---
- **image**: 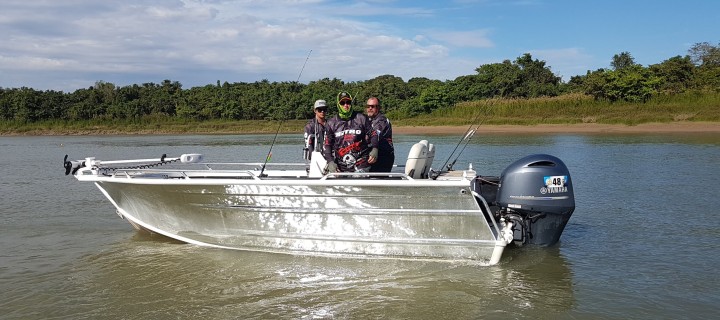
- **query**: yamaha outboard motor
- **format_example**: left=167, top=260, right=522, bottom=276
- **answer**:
left=496, top=154, right=575, bottom=246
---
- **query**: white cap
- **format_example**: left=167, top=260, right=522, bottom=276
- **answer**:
left=313, top=100, right=327, bottom=110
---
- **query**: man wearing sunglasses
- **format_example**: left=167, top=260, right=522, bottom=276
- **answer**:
left=303, top=99, right=329, bottom=161
left=322, top=92, right=378, bottom=173
left=365, top=96, right=394, bottom=172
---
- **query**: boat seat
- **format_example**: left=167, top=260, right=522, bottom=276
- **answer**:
left=405, top=140, right=434, bottom=178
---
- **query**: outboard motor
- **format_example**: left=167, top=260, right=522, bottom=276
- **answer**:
left=496, top=154, right=575, bottom=246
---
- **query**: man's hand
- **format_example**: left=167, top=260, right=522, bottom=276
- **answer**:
left=368, top=148, right=378, bottom=164
left=324, top=162, right=338, bottom=174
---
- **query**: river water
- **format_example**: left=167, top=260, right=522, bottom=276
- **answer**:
left=1, top=133, right=718, bottom=319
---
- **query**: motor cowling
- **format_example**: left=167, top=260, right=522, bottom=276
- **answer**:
left=496, top=154, right=575, bottom=246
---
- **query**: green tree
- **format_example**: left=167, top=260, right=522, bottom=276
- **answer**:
left=388, top=77, right=445, bottom=119
left=66, top=87, right=107, bottom=120
left=688, top=42, right=720, bottom=91
left=449, top=74, right=490, bottom=102
left=475, top=59, right=521, bottom=98
left=649, top=56, right=695, bottom=94
left=584, top=65, right=661, bottom=102
left=11, top=88, right=42, bottom=122
left=565, top=75, right=587, bottom=93
left=470, top=53, right=560, bottom=99
left=514, top=53, right=562, bottom=97
left=0, top=88, right=10, bottom=120
left=611, top=51, right=637, bottom=71
left=413, top=82, right=450, bottom=116
left=356, top=75, right=409, bottom=114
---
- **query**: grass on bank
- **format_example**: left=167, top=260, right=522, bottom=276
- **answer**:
left=2, top=92, right=719, bottom=135
left=397, top=92, right=720, bottom=127
left=0, top=117, right=310, bottom=135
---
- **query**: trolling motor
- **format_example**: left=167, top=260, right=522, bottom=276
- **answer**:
left=63, top=155, right=84, bottom=175
left=63, top=153, right=203, bottom=176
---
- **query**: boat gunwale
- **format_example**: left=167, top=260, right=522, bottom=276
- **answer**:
left=86, top=176, right=473, bottom=187
left=79, top=165, right=476, bottom=187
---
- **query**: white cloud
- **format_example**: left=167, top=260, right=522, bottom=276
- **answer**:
left=2, top=0, right=711, bottom=90
left=0, top=0, right=489, bottom=90
left=0, top=55, right=71, bottom=70
left=429, top=29, right=494, bottom=48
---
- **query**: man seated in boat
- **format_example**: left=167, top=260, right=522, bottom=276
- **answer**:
left=322, top=92, right=379, bottom=173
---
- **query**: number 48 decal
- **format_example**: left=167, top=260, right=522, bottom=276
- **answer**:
left=544, top=175, right=567, bottom=187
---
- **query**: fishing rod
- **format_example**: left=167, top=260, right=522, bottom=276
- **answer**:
left=296, top=49, right=312, bottom=83
left=445, top=123, right=482, bottom=171
left=438, top=110, right=484, bottom=172
left=259, top=49, right=312, bottom=177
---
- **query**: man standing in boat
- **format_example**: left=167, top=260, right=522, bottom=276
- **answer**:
left=365, top=96, right=394, bottom=172
left=303, top=99, right=328, bottom=161
left=322, top=92, right=379, bottom=173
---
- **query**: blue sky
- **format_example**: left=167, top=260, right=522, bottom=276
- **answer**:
left=1, top=0, right=718, bottom=91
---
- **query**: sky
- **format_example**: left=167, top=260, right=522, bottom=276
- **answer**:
left=1, top=0, right=718, bottom=92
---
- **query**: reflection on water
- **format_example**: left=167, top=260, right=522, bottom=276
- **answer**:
left=56, top=235, right=573, bottom=319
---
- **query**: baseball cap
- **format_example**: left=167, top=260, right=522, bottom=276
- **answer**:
left=313, top=99, right=327, bottom=110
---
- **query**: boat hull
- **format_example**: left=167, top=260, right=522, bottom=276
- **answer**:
left=95, top=181, right=506, bottom=265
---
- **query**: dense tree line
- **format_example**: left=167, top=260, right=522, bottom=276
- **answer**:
left=1, top=42, right=718, bottom=123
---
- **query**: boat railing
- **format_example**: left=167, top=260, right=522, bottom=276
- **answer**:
left=103, top=162, right=419, bottom=181
left=320, top=172, right=414, bottom=180
left=76, top=152, right=465, bottom=181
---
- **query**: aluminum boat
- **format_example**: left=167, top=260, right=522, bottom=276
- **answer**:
left=63, top=140, right=575, bottom=265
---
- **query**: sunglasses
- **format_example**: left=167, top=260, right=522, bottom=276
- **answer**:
left=339, top=100, right=351, bottom=106
left=315, top=108, right=328, bottom=113
left=366, top=104, right=379, bottom=109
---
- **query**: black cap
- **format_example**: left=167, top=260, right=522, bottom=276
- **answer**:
left=338, top=92, right=352, bottom=101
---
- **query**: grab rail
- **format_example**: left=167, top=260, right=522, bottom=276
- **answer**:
left=472, top=190, right=501, bottom=239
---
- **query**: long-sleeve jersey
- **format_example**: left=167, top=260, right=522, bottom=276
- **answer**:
left=323, top=112, right=378, bottom=172
left=369, top=113, right=394, bottom=156
left=368, top=112, right=395, bottom=172
left=303, top=118, right=326, bottom=160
